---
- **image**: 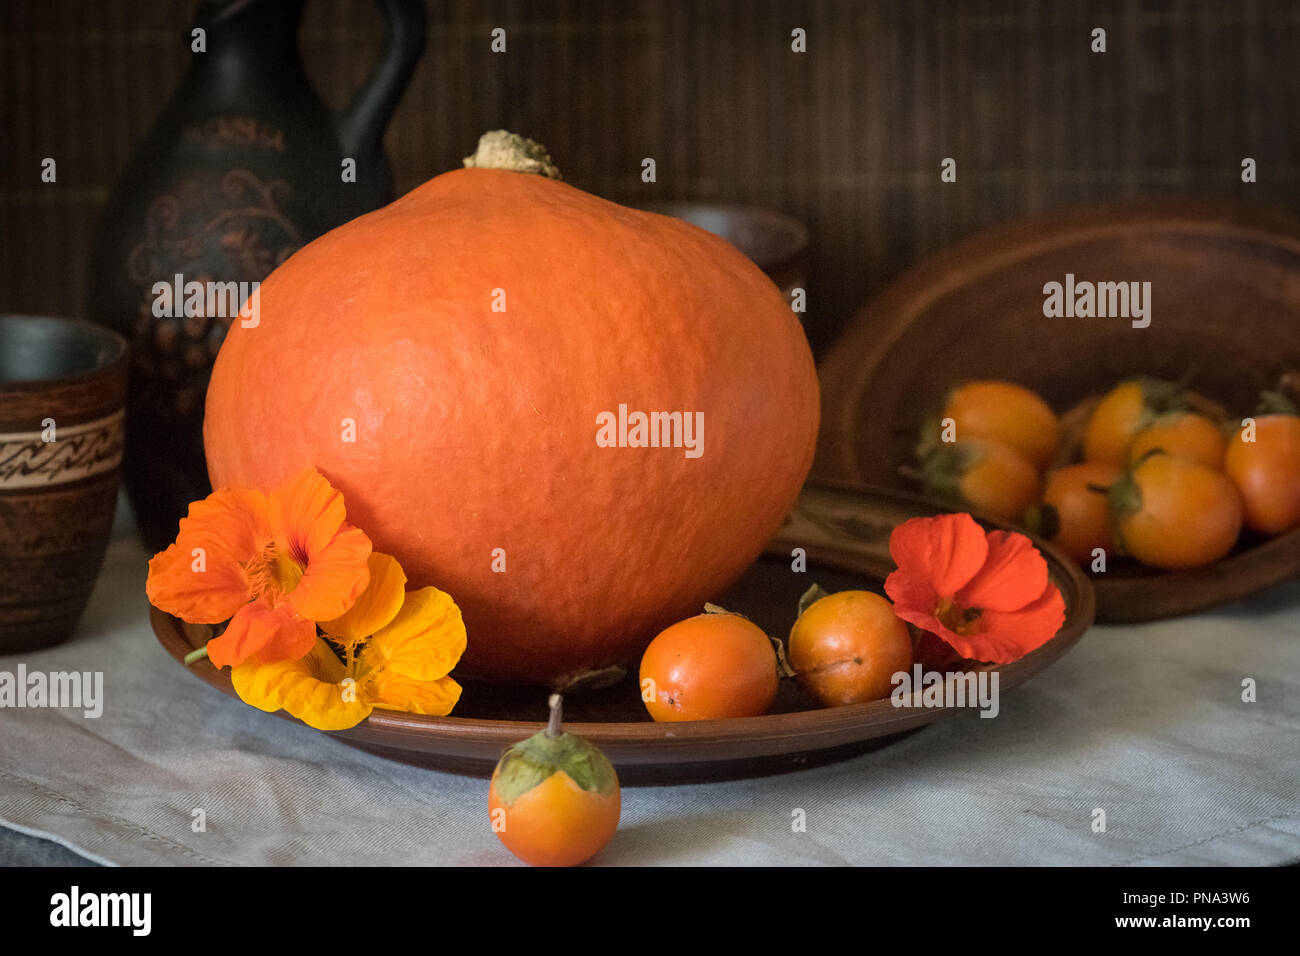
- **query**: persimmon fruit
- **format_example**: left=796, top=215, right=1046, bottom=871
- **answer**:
left=1030, top=462, right=1120, bottom=565
left=1082, top=378, right=1189, bottom=466
left=922, top=440, right=1042, bottom=523
left=787, top=589, right=912, bottom=707
left=639, top=609, right=779, bottom=721
left=1128, top=411, right=1227, bottom=470
left=1223, top=413, right=1300, bottom=535
left=1109, top=451, right=1243, bottom=569
left=488, top=694, right=620, bottom=867
left=937, top=380, right=1061, bottom=471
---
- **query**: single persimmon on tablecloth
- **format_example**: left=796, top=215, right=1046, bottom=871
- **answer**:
left=0, top=493, right=1297, bottom=867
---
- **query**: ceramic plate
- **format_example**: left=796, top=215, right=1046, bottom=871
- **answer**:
left=151, top=483, right=1096, bottom=784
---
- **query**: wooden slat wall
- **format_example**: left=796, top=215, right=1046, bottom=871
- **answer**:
left=2, top=0, right=1297, bottom=355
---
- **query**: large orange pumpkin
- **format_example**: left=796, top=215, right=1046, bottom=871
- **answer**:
left=204, top=132, right=819, bottom=685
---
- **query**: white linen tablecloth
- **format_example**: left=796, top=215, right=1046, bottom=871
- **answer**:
left=1, top=497, right=1297, bottom=866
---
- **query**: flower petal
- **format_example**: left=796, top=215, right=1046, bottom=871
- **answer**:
left=884, top=567, right=941, bottom=632
left=269, top=467, right=348, bottom=567
left=955, top=530, right=1050, bottom=612
left=146, top=541, right=249, bottom=624
left=361, top=586, right=467, bottom=681
left=946, top=580, right=1067, bottom=665
left=145, top=486, right=271, bottom=623
left=231, top=639, right=373, bottom=731
left=366, top=672, right=462, bottom=717
left=287, top=523, right=372, bottom=622
left=888, top=513, right=989, bottom=598
left=320, top=552, right=407, bottom=644
left=207, top=601, right=317, bottom=669
left=176, top=487, right=271, bottom=564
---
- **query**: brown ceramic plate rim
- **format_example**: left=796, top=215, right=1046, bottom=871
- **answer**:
left=149, top=484, right=1096, bottom=769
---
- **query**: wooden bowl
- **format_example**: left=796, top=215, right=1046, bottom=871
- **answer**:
left=150, top=484, right=1095, bottom=785
left=815, top=201, right=1300, bottom=622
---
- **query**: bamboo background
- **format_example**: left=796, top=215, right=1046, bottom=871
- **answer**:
left=2, top=0, right=1297, bottom=355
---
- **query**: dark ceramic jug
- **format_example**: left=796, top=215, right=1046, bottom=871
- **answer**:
left=88, top=0, right=425, bottom=552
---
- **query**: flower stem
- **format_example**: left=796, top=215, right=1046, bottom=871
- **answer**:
left=545, top=693, right=564, bottom=738
left=183, top=646, right=209, bottom=667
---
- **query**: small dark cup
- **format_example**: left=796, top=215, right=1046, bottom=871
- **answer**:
left=638, top=202, right=810, bottom=305
left=0, top=316, right=129, bottom=653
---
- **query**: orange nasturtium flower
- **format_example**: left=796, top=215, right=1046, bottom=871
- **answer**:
left=884, top=512, right=1065, bottom=665
left=229, top=553, right=466, bottom=730
left=145, top=467, right=372, bottom=669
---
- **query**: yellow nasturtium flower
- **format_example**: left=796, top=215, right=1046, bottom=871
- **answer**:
left=230, top=553, right=466, bottom=730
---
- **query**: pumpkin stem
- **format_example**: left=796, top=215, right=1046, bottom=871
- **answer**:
left=463, top=130, right=562, bottom=180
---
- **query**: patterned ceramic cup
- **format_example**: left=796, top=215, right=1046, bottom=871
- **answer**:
left=0, top=316, right=129, bottom=653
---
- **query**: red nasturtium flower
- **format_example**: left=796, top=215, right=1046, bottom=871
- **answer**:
left=884, top=513, right=1065, bottom=665
left=146, top=467, right=372, bottom=669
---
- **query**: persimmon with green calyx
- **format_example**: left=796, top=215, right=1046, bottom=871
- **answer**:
left=1082, top=377, right=1191, bottom=466
left=924, top=380, right=1060, bottom=471
left=1025, top=462, right=1120, bottom=566
left=788, top=586, right=912, bottom=707
left=488, top=694, right=620, bottom=867
left=1128, top=410, right=1227, bottom=470
left=1108, top=451, right=1243, bottom=569
left=1223, top=393, right=1300, bottom=535
left=639, top=605, right=782, bottom=722
left=919, top=440, right=1042, bottom=523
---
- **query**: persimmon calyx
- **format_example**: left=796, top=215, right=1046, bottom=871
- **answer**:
left=1023, top=502, right=1059, bottom=541
left=1258, top=389, right=1300, bottom=417
left=797, top=583, right=831, bottom=617
left=1277, top=370, right=1300, bottom=406
left=1137, top=375, right=1186, bottom=414
left=551, top=664, right=626, bottom=694
left=1106, top=469, right=1144, bottom=556
left=492, top=698, right=618, bottom=805
left=463, top=130, right=562, bottom=180
left=770, top=633, right=796, bottom=679
left=917, top=442, right=974, bottom=499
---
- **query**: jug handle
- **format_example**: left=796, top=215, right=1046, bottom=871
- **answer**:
left=336, top=0, right=426, bottom=160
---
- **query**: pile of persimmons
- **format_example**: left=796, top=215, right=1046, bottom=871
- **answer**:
left=913, top=375, right=1300, bottom=570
